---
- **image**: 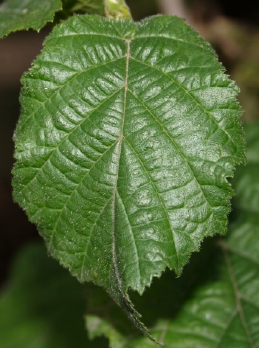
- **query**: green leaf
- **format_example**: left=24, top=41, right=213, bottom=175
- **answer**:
left=87, top=227, right=259, bottom=347
left=86, top=125, right=259, bottom=346
left=12, top=14, right=245, bottom=336
left=232, top=123, right=259, bottom=214
left=0, top=0, right=62, bottom=38
left=59, top=0, right=104, bottom=19
left=0, top=243, right=108, bottom=348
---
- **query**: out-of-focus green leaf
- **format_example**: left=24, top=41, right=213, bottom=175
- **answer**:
left=57, top=0, right=104, bottom=20
left=0, top=243, right=108, bottom=348
left=12, top=14, right=245, bottom=337
left=0, top=0, right=62, bottom=38
left=86, top=124, right=259, bottom=347
left=232, top=123, right=259, bottom=214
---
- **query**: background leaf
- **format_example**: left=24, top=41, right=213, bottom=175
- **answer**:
left=57, top=0, right=104, bottom=21
left=12, top=14, right=245, bottom=334
left=232, top=123, right=259, bottom=214
left=0, top=0, right=62, bottom=39
left=86, top=123, right=259, bottom=347
left=0, top=243, right=108, bottom=348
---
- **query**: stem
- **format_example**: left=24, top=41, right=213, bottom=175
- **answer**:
left=104, top=0, right=132, bottom=19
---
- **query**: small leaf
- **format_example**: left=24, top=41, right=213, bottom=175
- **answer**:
left=86, top=125, right=259, bottom=346
left=0, top=243, right=108, bottom=348
left=12, top=15, right=245, bottom=336
left=0, top=0, right=62, bottom=38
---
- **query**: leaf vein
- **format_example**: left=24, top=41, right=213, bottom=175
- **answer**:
left=19, top=88, right=122, bottom=191
left=116, top=191, right=142, bottom=285
left=20, top=56, right=124, bottom=130
left=127, top=90, right=214, bottom=227
left=80, top=196, right=113, bottom=281
left=48, top=141, right=119, bottom=249
left=123, top=138, right=179, bottom=267
left=130, top=56, right=239, bottom=153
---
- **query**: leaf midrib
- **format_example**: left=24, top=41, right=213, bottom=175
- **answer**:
left=111, top=38, right=131, bottom=293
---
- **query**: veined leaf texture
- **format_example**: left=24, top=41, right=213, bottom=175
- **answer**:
left=12, top=15, right=245, bottom=334
left=86, top=124, right=259, bottom=347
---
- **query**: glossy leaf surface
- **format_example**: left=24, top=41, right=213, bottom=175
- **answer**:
left=86, top=124, right=259, bottom=347
left=87, top=226, right=259, bottom=347
left=0, top=0, right=61, bottom=38
left=12, top=15, right=245, bottom=334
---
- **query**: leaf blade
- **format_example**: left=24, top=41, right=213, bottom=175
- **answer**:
left=86, top=124, right=259, bottom=347
left=0, top=0, right=62, bottom=38
left=12, top=15, right=246, bottom=335
left=86, top=218, right=259, bottom=347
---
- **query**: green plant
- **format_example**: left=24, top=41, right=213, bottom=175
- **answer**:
left=1, top=0, right=258, bottom=347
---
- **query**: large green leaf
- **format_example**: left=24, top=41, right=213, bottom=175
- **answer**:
left=0, top=243, right=108, bottom=348
left=86, top=124, right=259, bottom=347
left=87, top=225, right=259, bottom=347
left=0, top=0, right=62, bottom=38
left=12, top=15, right=245, bottom=335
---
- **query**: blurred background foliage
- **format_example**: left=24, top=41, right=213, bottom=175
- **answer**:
left=0, top=0, right=259, bottom=345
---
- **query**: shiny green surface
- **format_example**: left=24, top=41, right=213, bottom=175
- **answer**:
left=0, top=0, right=61, bottom=38
left=87, top=222, right=259, bottom=347
left=12, top=15, right=245, bottom=334
left=86, top=124, right=259, bottom=347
